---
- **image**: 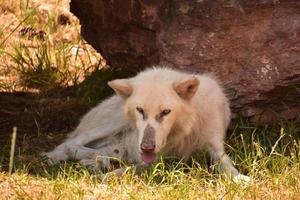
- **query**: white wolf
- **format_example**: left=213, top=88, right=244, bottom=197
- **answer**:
left=43, top=67, right=249, bottom=181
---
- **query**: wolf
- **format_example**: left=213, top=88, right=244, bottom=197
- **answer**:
left=43, top=67, right=249, bottom=181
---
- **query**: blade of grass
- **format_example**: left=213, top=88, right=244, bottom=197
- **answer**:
left=0, top=14, right=31, bottom=46
left=269, top=128, right=286, bottom=156
left=9, top=127, right=17, bottom=175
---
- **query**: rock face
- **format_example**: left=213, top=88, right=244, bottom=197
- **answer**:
left=70, top=0, right=300, bottom=122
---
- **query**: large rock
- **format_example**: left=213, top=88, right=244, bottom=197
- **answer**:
left=70, top=0, right=300, bottom=122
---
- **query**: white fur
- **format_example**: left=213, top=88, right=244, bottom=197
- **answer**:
left=43, top=67, right=248, bottom=178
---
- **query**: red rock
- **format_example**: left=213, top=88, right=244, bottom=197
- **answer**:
left=70, top=0, right=300, bottom=122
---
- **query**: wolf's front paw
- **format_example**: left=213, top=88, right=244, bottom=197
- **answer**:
left=40, top=150, right=68, bottom=165
left=233, top=174, right=252, bottom=184
left=101, top=167, right=128, bottom=182
left=79, top=158, right=96, bottom=166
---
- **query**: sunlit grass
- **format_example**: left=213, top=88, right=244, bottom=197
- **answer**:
left=0, top=0, right=104, bottom=91
left=0, top=120, right=299, bottom=199
left=0, top=1, right=299, bottom=199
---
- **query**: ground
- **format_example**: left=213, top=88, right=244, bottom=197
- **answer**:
left=0, top=1, right=299, bottom=199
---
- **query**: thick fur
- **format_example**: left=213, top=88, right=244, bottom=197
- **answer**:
left=43, top=67, right=248, bottom=179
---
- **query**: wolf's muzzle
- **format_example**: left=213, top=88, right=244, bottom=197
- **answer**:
left=141, top=124, right=156, bottom=153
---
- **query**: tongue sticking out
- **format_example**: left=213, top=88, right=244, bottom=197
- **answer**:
left=141, top=152, right=156, bottom=164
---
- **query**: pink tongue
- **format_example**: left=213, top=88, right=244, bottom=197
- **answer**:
left=141, top=152, right=156, bottom=164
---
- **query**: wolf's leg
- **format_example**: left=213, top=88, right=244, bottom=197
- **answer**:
left=41, top=133, right=102, bottom=165
left=42, top=124, right=130, bottom=164
left=43, top=135, right=125, bottom=164
left=43, top=143, right=118, bottom=166
left=41, top=143, right=69, bottom=164
left=206, top=143, right=238, bottom=176
left=79, top=155, right=121, bottom=170
left=79, top=157, right=112, bottom=169
left=207, top=145, right=239, bottom=176
left=41, top=142, right=99, bottom=164
left=100, top=167, right=128, bottom=182
left=77, top=139, right=125, bottom=169
left=101, top=163, right=149, bottom=182
left=42, top=96, right=128, bottom=164
left=207, top=144, right=251, bottom=182
left=44, top=137, right=125, bottom=170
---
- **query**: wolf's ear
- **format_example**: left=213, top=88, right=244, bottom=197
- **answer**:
left=108, top=79, right=133, bottom=98
left=173, top=76, right=199, bottom=100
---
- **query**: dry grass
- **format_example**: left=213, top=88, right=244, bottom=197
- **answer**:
left=0, top=1, right=299, bottom=200
left=0, top=0, right=105, bottom=92
left=0, top=120, right=299, bottom=200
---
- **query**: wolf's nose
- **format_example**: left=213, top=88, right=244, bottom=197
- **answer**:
left=140, top=143, right=155, bottom=153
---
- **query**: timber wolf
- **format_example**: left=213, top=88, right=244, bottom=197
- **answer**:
left=43, top=67, right=249, bottom=181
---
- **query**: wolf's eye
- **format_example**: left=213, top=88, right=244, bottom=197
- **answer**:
left=136, top=107, right=144, bottom=115
left=161, top=109, right=171, bottom=116
left=136, top=107, right=147, bottom=120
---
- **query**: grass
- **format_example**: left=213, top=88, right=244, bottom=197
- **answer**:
left=0, top=1, right=299, bottom=199
left=0, top=119, right=299, bottom=199
left=0, top=0, right=104, bottom=92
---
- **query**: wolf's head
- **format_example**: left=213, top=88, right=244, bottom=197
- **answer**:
left=108, top=69, right=199, bottom=164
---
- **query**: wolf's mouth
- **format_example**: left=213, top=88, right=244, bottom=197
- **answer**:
left=141, top=152, right=156, bottom=164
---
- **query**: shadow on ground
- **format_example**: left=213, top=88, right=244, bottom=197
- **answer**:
left=0, top=90, right=88, bottom=160
left=0, top=68, right=134, bottom=171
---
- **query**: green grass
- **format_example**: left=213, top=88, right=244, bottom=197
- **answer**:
left=0, top=119, right=299, bottom=199
left=0, top=0, right=104, bottom=91
left=0, top=1, right=299, bottom=199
